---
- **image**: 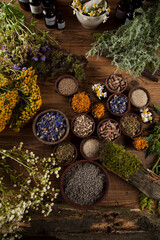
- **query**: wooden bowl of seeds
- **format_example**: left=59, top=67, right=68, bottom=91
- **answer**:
left=53, top=141, right=78, bottom=166
left=32, top=109, right=70, bottom=145
left=55, top=74, right=78, bottom=97
left=128, top=86, right=150, bottom=109
left=80, top=136, right=103, bottom=161
left=105, top=74, right=127, bottom=93
left=71, top=113, right=95, bottom=138
left=106, top=93, right=130, bottom=117
left=97, top=118, right=121, bottom=141
left=120, top=113, right=143, bottom=138
left=60, top=160, right=110, bottom=209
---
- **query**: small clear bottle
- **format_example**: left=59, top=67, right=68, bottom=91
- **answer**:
left=57, top=11, right=65, bottom=30
left=18, top=0, right=30, bottom=11
left=42, top=0, right=57, bottom=28
left=29, top=0, right=43, bottom=18
left=115, top=0, right=129, bottom=23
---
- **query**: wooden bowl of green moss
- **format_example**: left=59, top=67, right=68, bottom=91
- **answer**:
left=53, top=141, right=78, bottom=166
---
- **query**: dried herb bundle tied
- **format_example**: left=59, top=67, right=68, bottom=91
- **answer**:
left=87, top=1, right=160, bottom=78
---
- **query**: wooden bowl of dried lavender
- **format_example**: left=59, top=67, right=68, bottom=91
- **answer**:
left=32, top=109, right=70, bottom=145
left=55, top=74, right=78, bottom=97
left=60, top=160, right=110, bottom=209
left=97, top=118, right=121, bottom=141
left=80, top=136, right=103, bottom=161
left=53, top=141, right=78, bottom=166
left=120, top=113, right=143, bottom=138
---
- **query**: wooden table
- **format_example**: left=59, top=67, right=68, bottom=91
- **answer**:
left=1, top=1, right=160, bottom=239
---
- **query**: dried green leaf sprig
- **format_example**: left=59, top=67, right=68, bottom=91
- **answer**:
left=0, top=142, right=61, bottom=240
left=86, top=1, right=160, bottom=78
left=100, top=141, right=142, bottom=180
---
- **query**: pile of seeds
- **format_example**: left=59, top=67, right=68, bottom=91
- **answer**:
left=58, top=78, right=77, bottom=96
left=82, top=138, right=100, bottom=158
left=107, top=74, right=126, bottom=92
left=71, top=92, right=91, bottom=113
left=54, top=142, right=75, bottom=164
left=130, top=89, right=148, bottom=108
left=36, top=112, right=67, bottom=142
left=73, top=114, right=94, bottom=137
left=64, top=162, right=105, bottom=205
left=98, top=120, right=120, bottom=141
left=109, top=94, right=128, bottom=114
left=121, top=114, right=141, bottom=137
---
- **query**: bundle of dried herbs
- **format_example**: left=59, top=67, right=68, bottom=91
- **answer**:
left=87, top=0, right=160, bottom=78
left=0, top=0, right=87, bottom=81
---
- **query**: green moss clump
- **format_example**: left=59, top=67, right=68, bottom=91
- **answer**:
left=100, top=141, right=142, bottom=180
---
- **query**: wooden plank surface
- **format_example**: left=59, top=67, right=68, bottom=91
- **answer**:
left=1, top=1, right=160, bottom=209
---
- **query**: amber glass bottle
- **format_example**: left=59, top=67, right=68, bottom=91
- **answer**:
left=18, top=0, right=30, bottom=11
left=42, top=0, right=57, bottom=28
left=29, top=0, right=43, bottom=18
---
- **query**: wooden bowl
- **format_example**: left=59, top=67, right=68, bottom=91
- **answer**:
left=53, top=141, right=78, bottom=166
left=97, top=118, right=121, bottom=142
left=32, top=109, right=70, bottom=145
left=70, top=92, right=92, bottom=114
left=120, top=113, right=143, bottom=138
left=80, top=136, right=103, bottom=161
left=105, top=74, right=127, bottom=93
left=129, top=86, right=150, bottom=109
left=91, top=102, right=107, bottom=121
left=60, top=160, right=110, bottom=209
left=71, top=113, right=95, bottom=138
left=106, top=93, right=130, bottom=117
left=55, top=74, right=78, bottom=97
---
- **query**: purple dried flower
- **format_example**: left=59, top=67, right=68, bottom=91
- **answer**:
left=13, top=65, right=21, bottom=70
left=32, top=57, right=38, bottom=61
left=41, top=46, right=47, bottom=52
left=47, top=47, right=51, bottom=51
left=22, top=67, right=27, bottom=70
left=41, top=55, right=46, bottom=62
left=27, top=48, right=32, bottom=52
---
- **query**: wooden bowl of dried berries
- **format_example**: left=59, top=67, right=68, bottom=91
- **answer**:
left=129, top=86, right=150, bottom=109
left=105, top=74, right=127, bottom=93
left=120, top=113, right=143, bottom=138
left=70, top=92, right=92, bottom=114
left=60, top=160, right=110, bottom=209
left=106, top=93, right=130, bottom=117
left=32, top=109, right=70, bottom=145
left=80, top=136, right=102, bottom=161
left=53, top=141, right=78, bottom=166
left=71, top=114, right=95, bottom=138
left=55, top=74, right=78, bottom=97
left=97, top=118, right=121, bottom=141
